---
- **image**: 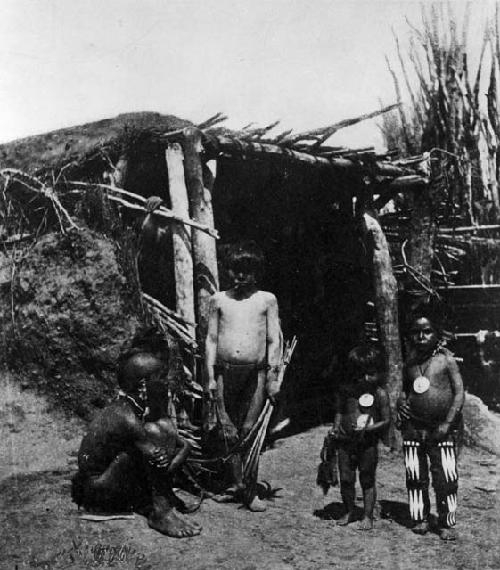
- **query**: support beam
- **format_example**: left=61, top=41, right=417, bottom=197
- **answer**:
left=182, top=127, right=219, bottom=346
left=201, top=134, right=415, bottom=179
left=166, top=143, right=196, bottom=343
left=364, top=212, right=403, bottom=449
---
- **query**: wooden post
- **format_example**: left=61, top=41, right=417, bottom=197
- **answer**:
left=364, top=212, right=403, bottom=449
left=406, top=176, right=437, bottom=312
left=182, top=127, right=219, bottom=347
left=165, top=143, right=196, bottom=343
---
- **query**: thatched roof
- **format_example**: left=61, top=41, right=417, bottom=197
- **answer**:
left=0, top=112, right=192, bottom=174
left=0, top=107, right=428, bottom=208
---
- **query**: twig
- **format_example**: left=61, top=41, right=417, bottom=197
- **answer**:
left=0, top=168, right=79, bottom=232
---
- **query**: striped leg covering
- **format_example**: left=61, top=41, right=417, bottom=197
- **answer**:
left=431, top=440, right=458, bottom=528
left=403, top=440, right=430, bottom=523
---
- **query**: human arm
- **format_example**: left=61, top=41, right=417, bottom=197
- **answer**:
left=329, top=390, right=343, bottom=438
left=265, top=294, right=282, bottom=403
left=434, top=355, right=465, bottom=439
left=131, top=416, right=191, bottom=473
left=165, top=431, right=191, bottom=474
left=364, top=388, right=390, bottom=435
left=204, top=295, right=219, bottom=398
left=396, top=365, right=412, bottom=423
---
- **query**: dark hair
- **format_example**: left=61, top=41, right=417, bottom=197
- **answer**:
left=117, top=327, right=169, bottom=390
left=128, top=327, right=169, bottom=357
left=226, top=241, right=265, bottom=275
left=117, top=353, right=164, bottom=393
left=347, top=344, right=385, bottom=374
left=405, top=308, right=442, bottom=338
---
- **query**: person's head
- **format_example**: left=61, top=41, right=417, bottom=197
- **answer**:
left=347, top=344, right=385, bottom=386
left=407, top=314, right=439, bottom=355
left=226, top=241, right=265, bottom=291
left=117, top=353, right=167, bottom=405
left=127, top=327, right=170, bottom=362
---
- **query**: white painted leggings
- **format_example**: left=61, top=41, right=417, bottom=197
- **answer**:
left=403, top=438, right=458, bottom=528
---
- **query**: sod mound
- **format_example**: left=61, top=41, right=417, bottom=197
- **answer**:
left=0, top=228, right=141, bottom=419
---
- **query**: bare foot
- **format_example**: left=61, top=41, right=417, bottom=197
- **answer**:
left=356, top=516, right=373, bottom=531
left=439, top=527, right=457, bottom=541
left=247, top=496, right=267, bottom=512
left=412, top=520, right=430, bottom=535
left=336, top=512, right=356, bottom=526
left=148, top=509, right=201, bottom=538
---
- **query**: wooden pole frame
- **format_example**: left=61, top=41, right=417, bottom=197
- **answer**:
left=364, top=212, right=403, bottom=449
left=181, top=127, right=219, bottom=349
left=165, top=142, right=196, bottom=344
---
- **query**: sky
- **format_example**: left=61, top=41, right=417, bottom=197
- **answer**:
left=0, top=0, right=497, bottom=148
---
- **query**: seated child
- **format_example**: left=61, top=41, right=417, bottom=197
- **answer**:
left=397, top=311, right=464, bottom=541
left=71, top=330, right=201, bottom=538
left=330, top=344, right=390, bottom=530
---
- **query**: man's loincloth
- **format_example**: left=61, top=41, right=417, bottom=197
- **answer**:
left=214, top=360, right=267, bottom=439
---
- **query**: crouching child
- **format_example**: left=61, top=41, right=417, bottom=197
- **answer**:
left=71, top=332, right=201, bottom=538
left=330, top=344, right=390, bottom=530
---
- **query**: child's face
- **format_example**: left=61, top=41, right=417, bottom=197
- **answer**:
left=410, top=317, right=437, bottom=352
left=228, top=267, right=257, bottom=290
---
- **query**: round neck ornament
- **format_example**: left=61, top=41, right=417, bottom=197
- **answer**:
left=413, top=376, right=430, bottom=394
left=358, top=393, right=374, bottom=407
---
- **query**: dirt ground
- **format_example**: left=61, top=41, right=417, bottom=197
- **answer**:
left=1, top=378, right=499, bottom=570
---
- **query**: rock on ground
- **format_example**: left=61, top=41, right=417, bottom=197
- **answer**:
left=463, top=392, right=500, bottom=455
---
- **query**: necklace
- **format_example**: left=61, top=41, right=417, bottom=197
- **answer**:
left=118, top=391, right=149, bottom=422
left=413, top=355, right=432, bottom=394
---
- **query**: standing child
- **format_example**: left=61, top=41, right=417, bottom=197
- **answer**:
left=204, top=241, right=282, bottom=511
left=330, top=344, right=390, bottom=530
left=397, top=312, right=464, bottom=541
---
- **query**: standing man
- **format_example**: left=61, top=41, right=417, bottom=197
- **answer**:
left=205, top=242, right=282, bottom=511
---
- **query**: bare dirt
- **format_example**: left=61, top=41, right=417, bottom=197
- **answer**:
left=1, top=379, right=499, bottom=570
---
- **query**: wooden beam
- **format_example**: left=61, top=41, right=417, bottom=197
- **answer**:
left=182, top=127, right=219, bottom=346
left=166, top=142, right=196, bottom=343
left=202, top=134, right=415, bottom=180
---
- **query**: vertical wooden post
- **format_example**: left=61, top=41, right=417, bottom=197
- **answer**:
left=364, top=212, right=403, bottom=448
left=182, top=127, right=219, bottom=347
left=406, top=178, right=437, bottom=312
left=165, top=143, right=196, bottom=343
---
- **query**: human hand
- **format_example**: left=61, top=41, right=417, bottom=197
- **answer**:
left=267, top=380, right=280, bottom=404
left=149, top=447, right=170, bottom=469
left=433, top=422, right=450, bottom=440
left=145, top=196, right=164, bottom=213
left=397, top=402, right=411, bottom=422
left=353, top=421, right=363, bottom=432
left=328, top=427, right=340, bottom=439
left=206, top=378, right=217, bottom=401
